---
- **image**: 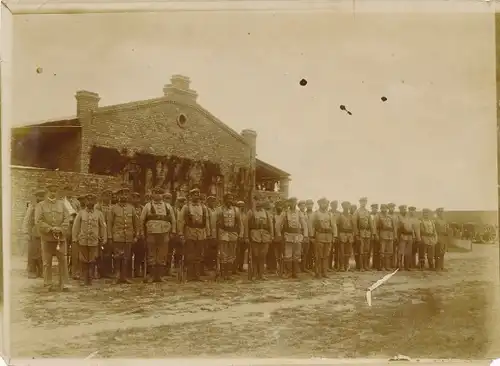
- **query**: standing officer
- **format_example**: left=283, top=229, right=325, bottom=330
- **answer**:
left=434, top=207, right=450, bottom=271
left=304, top=199, right=315, bottom=272
left=22, top=189, right=46, bottom=278
left=370, top=203, right=380, bottom=270
left=205, top=196, right=218, bottom=274
left=388, top=202, right=398, bottom=268
left=408, top=206, right=420, bottom=268
left=178, top=188, right=210, bottom=281
left=141, top=187, right=176, bottom=282
left=95, top=189, right=114, bottom=278
left=277, top=197, right=308, bottom=278
left=131, top=192, right=145, bottom=277
left=337, top=201, right=355, bottom=271
left=35, top=183, right=71, bottom=291
left=329, top=200, right=341, bottom=271
left=376, top=204, right=397, bottom=271
left=309, top=197, right=336, bottom=278
left=420, top=208, right=438, bottom=270
left=246, top=198, right=274, bottom=280
left=107, top=187, right=138, bottom=284
left=216, top=193, right=244, bottom=280
left=353, top=197, right=372, bottom=271
left=169, top=195, right=187, bottom=274
left=234, top=200, right=248, bottom=273
left=71, top=193, right=107, bottom=285
left=397, top=205, right=414, bottom=270
left=270, top=200, right=284, bottom=275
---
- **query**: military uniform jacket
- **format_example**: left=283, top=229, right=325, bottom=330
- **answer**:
left=35, top=199, right=70, bottom=242
left=140, top=201, right=176, bottom=235
left=279, top=209, right=308, bottom=243
left=273, top=212, right=284, bottom=240
left=434, top=217, right=451, bottom=240
left=178, top=203, right=210, bottom=241
left=207, top=207, right=218, bottom=239
left=370, top=213, right=379, bottom=235
left=246, top=208, right=274, bottom=243
left=376, top=214, right=397, bottom=240
left=353, top=208, right=373, bottom=238
left=398, top=214, right=415, bottom=241
left=410, top=215, right=421, bottom=241
left=95, top=202, right=113, bottom=218
left=107, top=203, right=138, bottom=243
left=22, top=204, right=40, bottom=238
left=216, top=205, right=244, bottom=242
left=72, top=208, right=107, bottom=247
left=309, top=210, right=337, bottom=243
left=420, top=219, right=437, bottom=246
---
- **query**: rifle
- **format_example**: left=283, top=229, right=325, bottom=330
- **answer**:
left=178, top=235, right=187, bottom=283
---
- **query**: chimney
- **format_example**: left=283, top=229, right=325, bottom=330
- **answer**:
left=163, top=75, right=198, bottom=103
left=241, top=129, right=257, bottom=161
left=75, top=90, right=100, bottom=116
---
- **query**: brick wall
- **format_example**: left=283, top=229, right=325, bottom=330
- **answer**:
left=79, top=99, right=252, bottom=177
left=10, top=167, right=121, bottom=252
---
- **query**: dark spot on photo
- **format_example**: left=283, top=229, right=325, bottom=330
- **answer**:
left=381, top=96, right=387, bottom=102
left=299, top=79, right=307, bottom=86
left=36, top=67, right=43, bottom=74
left=340, top=105, right=346, bottom=111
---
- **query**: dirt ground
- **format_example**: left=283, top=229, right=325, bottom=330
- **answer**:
left=9, top=244, right=499, bottom=359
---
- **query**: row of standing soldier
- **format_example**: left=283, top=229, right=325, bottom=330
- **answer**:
left=22, top=184, right=450, bottom=292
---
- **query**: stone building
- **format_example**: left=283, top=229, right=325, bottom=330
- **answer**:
left=11, top=74, right=290, bottom=237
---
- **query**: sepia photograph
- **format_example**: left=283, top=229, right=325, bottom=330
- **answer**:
left=5, top=4, right=499, bottom=361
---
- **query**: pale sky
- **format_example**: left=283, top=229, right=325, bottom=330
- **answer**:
left=11, top=12, right=497, bottom=210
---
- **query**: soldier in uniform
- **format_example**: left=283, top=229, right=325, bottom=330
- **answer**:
left=309, top=197, right=336, bottom=278
left=387, top=202, right=398, bottom=268
left=35, top=183, right=71, bottom=291
left=215, top=193, right=244, bottom=280
left=107, top=188, right=138, bottom=284
left=205, top=196, right=218, bottom=274
left=246, top=198, right=274, bottom=280
left=408, top=206, right=420, bottom=268
left=336, top=201, right=355, bottom=271
left=434, top=207, right=450, bottom=271
left=329, top=200, right=340, bottom=271
left=277, top=197, right=308, bottom=278
left=169, top=195, right=186, bottom=274
left=370, top=204, right=380, bottom=270
left=95, top=189, right=114, bottom=278
left=71, top=193, right=107, bottom=285
left=419, top=208, right=438, bottom=270
left=234, top=200, right=248, bottom=273
left=304, top=199, right=315, bottom=272
left=349, top=204, right=357, bottom=215
left=269, top=200, right=284, bottom=274
left=140, top=187, right=176, bottom=282
left=163, top=192, right=173, bottom=206
left=22, top=189, right=46, bottom=278
left=353, top=197, right=373, bottom=271
left=131, top=192, right=145, bottom=277
left=376, top=204, right=397, bottom=271
left=178, top=188, right=210, bottom=281
left=397, top=205, right=414, bottom=270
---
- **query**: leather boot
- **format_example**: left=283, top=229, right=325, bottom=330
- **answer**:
left=344, top=255, right=350, bottom=271
left=384, top=256, right=390, bottom=271
left=152, top=265, right=162, bottom=282
left=291, top=261, right=298, bottom=278
left=355, top=255, right=361, bottom=271
left=28, top=260, right=37, bottom=279
left=259, top=257, right=266, bottom=280
left=314, top=259, right=321, bottom=278
left=428, top=257, right=435, bottom=270
left=404, top=256, right=411, bottom=271
left=81, top=262, right=89, bottom=285
left=419, top=260, right=425, bottom=270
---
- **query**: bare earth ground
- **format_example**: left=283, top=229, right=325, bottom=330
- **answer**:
left=10, top=244, right=499, bottom=359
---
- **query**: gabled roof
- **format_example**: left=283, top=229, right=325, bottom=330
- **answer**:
left=256, top=158, right=290, bottom=179
left=12, top=117, right=81, bottom=136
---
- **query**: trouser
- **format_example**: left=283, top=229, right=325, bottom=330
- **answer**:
left=372, top=238, right=381, bottom=270
left=379, top=238, right=393, bottom=270
left=131, top=237, right=146, bottom=277
left=338, top=232, right=354, bottom=270
left=113, top=241, right=132, bottom=282
left=167, top=235, right=182, bottom=271
left=71, top=240, right=80, bottom=279
left=146, top=233, right=169, bottom=280
left=251, top=242, right=269, bottom=279
left=185, top=239, right=205, bottom=281
left=411, top=241, right=419, bottom=268
left=435, top=238, right=447, bottom=270
left=267, top=241, right=278, bottom=271
left=301, top=239, right=311, bottom=272
left=79, top=245, right=98, bottom=285
left=314, top=241, right=331, bottom=277
left=273, top=240, right=284, bottom=274
left=398, top=238, right=413, bottom=269
left=41, top=240, right=69, bottom=288
left=330, top=242, right=338, bottom=270
left=418, top=243, right=435, bottom=269
left=99, top=242, right=114, bottom=278
left=204, top=238, right=218, bottom=271
left=354, top=236, right=370, bottom=270
left=392, top=239, right=399, bottom=268
left=235, top=238, right=248, bottom=272
left=284, top=240, right=301, bottom=278
left=27, top=236, right=42, bottom=278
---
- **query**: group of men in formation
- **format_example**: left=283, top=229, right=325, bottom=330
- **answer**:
left=22, top=182, right=451, bottom=292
